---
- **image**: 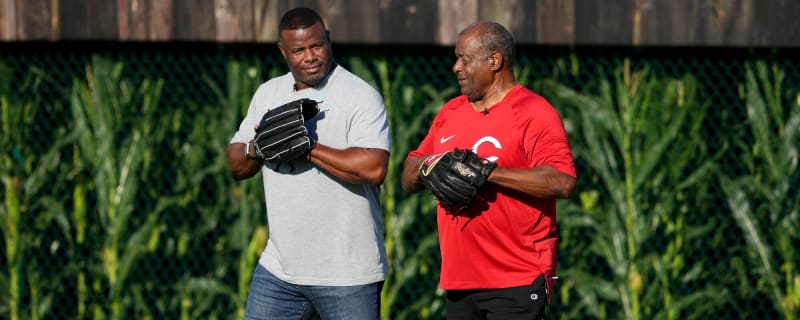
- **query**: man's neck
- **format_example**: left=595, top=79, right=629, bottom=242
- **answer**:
left=470, top=80, right=516, bottom=112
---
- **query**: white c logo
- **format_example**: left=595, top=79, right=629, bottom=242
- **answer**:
left=471, top=136, right=501, bottom=162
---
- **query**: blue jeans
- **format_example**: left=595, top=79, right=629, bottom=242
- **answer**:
left=244, top=264, right=383, bottom=320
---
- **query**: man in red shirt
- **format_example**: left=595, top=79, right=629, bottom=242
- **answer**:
left=402, top=21, right=577, bottom=319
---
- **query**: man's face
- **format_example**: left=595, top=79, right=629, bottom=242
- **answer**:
left=452, top=31, right=493, bottom=102
left=278, top=22, right=333, bottom=90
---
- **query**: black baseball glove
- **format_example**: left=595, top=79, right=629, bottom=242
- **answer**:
left=418, top=148, right=497, bottom=212
left=253, top=98, right=320, bottom=162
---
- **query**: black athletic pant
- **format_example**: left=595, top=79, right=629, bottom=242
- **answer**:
left=445, top=275, right=548, bottom=320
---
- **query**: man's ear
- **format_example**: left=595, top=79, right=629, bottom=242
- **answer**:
left=489, top=51, right=503, bottom=71
left=277, top=41, right=287, bottom=59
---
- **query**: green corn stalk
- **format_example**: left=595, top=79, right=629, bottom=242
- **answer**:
left=1, top=176, right=21, bottom=320
left=349, top=57, right=455, bottom=319
left=542, top=61, right=725, bottom=319
left=70, top=56, right=164, bottom=319
left=73, top=178, right=88, bottom=319
left=0, top=62, right=27, bottom=320
left=1, top=63, right=67, bottom=320
left=719, top=61, right=799, bottom=320
left=168, top=61, right=268, bottom=320
left=222, top=62, right=267, bottom=319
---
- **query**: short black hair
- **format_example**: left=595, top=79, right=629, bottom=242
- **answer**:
left=278, top=7, right=326, bottom=36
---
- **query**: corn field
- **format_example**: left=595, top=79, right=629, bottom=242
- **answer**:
left=1, top=45, right=798, bottom=319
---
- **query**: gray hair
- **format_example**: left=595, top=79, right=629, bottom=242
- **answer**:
left=460, top=21, right=516, bottom=65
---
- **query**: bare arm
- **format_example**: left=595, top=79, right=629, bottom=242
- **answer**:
left=404, top=154, right=575, bottom=199
left=488, top=164, right=576, bottom=199
left=226, top=141, right=262, bottom=180
left=401, top=155, right=426, bottom=193
left=308, top=144, right=389, bottom=187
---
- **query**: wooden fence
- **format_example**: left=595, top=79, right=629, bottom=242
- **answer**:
left=1, top=0, right=799, bottom=46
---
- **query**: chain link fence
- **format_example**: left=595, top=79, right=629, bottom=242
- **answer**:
left=1, top=43, right=798, bottom=319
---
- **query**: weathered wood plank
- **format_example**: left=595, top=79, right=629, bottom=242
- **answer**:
left=119, top=0, right=172, bottom=41
left=59, top=0, right=89, bottom=39
left=379, top=0, right=439, bottom=44
left=275, top=0, right=319, bottom=17
left=1, top=0, right=19, bottom=40
left=3, top=0, right=799, bottom=47
left=575, top=0, right=633, bottom=45
left=323, top=0, right=381, bottom=43
left=477, top=0, right=538, bottom=44
left=753, top=0, right=800, bottom=47
left=16, top=0, right=55, bottom=40
left=0, top=0, right=17, bottom=41
left=705, top=0, right=756, bottom=46
left=86, top=0, right=116, bottom=39
left=254, top=0, right=278, bottom=42
left=175, top=0, right=215, bottom=41
left=636, top=0, right=702, bottom=45
left=537, top=0, right=575, bottom=45
left=437, top=0, right=478, bottom=45
left=148, top=0, right=173, bottom=40
left=214, top=0, right=254, bottom=42
left=629, top=0, right=799, bottom=48
left=117, top=0, right=129, bottom=39
left=117, top=0, right=142, bottom=40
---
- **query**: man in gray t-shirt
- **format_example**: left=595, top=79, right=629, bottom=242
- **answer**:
left=226, top=7, right=390, bottom=320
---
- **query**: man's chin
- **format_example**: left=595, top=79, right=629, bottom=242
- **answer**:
left=295, top=77, right=320, bottom=88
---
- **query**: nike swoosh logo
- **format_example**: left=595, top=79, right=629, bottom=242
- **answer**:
left=440, top=135, right=455, bottom=144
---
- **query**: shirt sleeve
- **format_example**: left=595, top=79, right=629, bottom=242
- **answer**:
left=347, top=90, right=391, bottom=151
left=524, top=102, right=577, bottom=178
left=407, top=110, right=443, bottom=158
left=229, top=84, right=268, bottom=145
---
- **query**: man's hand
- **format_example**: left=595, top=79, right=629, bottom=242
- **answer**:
left=418, top=148, right=496, bottom=212
left=252, top=98, right=320, bottom=162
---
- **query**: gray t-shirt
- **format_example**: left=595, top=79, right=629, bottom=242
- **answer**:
left=230, top=66, right=390, bottom=286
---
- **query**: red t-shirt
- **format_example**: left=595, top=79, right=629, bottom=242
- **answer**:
left=408, top=85, right=576, bottom=290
